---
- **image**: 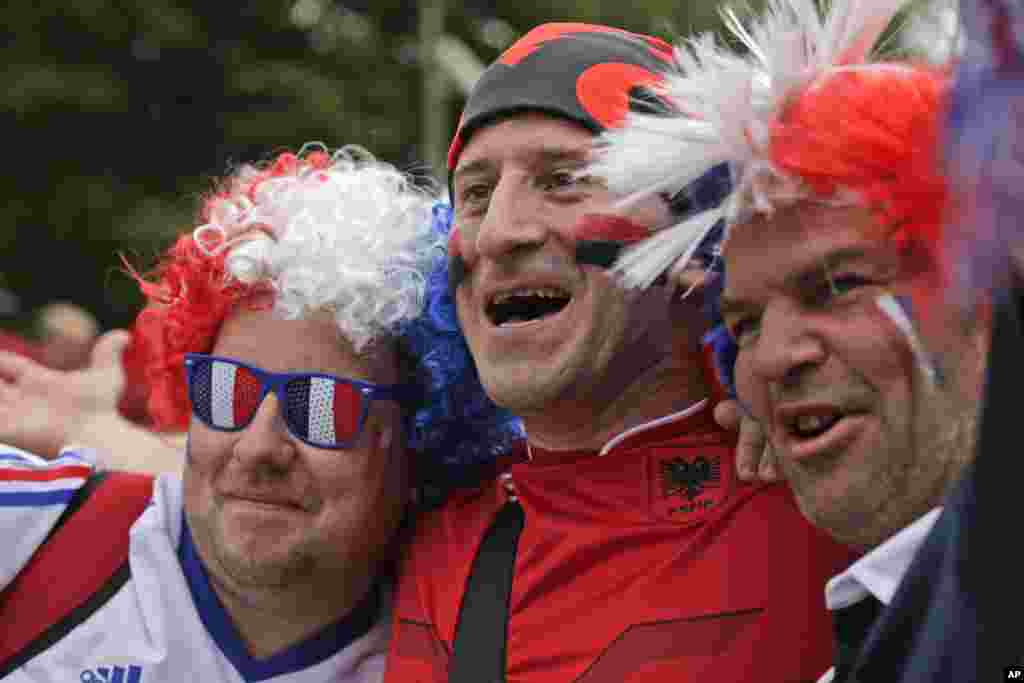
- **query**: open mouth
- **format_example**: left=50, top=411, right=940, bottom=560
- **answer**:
left=788, top=412, right=843, bottom=441
left=486, top=287, right=572, bottom=326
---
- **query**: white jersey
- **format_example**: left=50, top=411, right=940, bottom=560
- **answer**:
left=0, top=445, right=389, bottom=683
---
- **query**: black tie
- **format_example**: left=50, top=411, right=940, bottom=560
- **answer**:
left=448, top=500, right=525, bottom=683
left=831, top=595, right=883, bottom=682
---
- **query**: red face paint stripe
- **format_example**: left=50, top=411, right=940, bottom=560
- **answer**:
left=448, top=226, right=462, bottom=258
left=575, top=213, right=652, bottom=243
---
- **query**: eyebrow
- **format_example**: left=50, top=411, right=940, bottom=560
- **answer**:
left=453, top=145, right=593, bottom=184
left=452, top=158, right=495, bottom=184
left=718, top=246, right=880, bottom=317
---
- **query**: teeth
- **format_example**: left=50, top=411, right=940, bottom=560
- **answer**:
left=795, top=414, right=838, bottom=435
left=492, top=288, right=568, bottom=305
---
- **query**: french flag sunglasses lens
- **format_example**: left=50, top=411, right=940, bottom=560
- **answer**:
left=191, top=358, right=264, bottom=429
left=190, top=359, right=362, bottom=446
left=283, top=377, right=362, bottom=447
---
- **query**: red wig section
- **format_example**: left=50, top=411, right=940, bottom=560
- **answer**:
left=126, top=236, right=260, bottom=432
left=125, top=150, right=332, bottom=432
left=769, top=66, right=950, bottom=278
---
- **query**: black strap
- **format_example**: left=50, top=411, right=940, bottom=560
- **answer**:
left=0, top=471, right=150, bottom=676
left=831, top=595, right=883, bottom=683
left=448, top=500, right=525, bottom=683
left=0, top=563, right=132, bottom=676
left=0, top=472, right=109, bottom=676
left=41, top=471, right=109, bottom=542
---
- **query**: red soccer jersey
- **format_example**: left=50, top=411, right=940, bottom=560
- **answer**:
left=387, top=400, right=856, bottom=683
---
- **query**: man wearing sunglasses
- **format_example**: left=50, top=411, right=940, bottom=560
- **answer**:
left=0, top=147, right=520, bottom=682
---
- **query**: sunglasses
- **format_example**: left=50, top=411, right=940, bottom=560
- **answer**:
left=184, top=353, right=409, bottom=450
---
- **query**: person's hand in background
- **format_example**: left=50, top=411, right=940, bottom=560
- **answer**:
left=713, top=398, right=779, bottom=482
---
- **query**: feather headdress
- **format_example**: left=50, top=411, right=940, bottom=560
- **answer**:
left=588, top=0, right=953, bottom=289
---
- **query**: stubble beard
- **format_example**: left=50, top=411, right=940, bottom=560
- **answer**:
left=201, top=511, right=318, bottom=590
left=798, top=390, right=978, bottom=550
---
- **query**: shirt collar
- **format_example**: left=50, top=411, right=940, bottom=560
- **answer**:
left=178, top=518, right=383, bottom=681
left=524, top=398, right=709, bottom=462
left=824, top=507, right=942, bottom=610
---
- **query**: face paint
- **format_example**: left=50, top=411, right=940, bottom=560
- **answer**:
left=448, top=254, right=468, bottom=295
left=447, top=225, right=468, bottom=295
left=875, top=292, right=944, bottom=387
left=575, top=241, right=625, bottom=268
left=573, top=213, right=650, bottom=269
left=574, top=213, right=652, bottom=243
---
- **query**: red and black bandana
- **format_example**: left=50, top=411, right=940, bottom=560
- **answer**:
left=447, top=22, right=675, bottom=171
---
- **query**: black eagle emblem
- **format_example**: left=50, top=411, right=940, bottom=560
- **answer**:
left=660, top=456, right=722, bottom=500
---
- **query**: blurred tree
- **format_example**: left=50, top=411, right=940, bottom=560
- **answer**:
left=1, top=0, right=720, bottom=332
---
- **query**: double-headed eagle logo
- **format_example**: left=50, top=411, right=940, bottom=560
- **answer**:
left=660, top=456, right=721, bottom=500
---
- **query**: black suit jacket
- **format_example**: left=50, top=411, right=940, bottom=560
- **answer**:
left=845, top=290, right=1024, bottom=682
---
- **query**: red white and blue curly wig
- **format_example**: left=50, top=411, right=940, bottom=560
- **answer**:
left=126, top=145, right=521, bottom=470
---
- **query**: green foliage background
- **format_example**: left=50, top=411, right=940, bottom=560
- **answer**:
left=2, top=0, right=723, bottom=335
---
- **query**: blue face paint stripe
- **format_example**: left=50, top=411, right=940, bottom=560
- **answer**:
left=190, top=358, right=216, bottom=425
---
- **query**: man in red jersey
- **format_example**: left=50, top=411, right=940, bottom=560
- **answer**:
left=385, top=23, right=854, bottom=683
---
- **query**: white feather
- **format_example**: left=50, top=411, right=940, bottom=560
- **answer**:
left=588, top=0, right=924, bottom=289
left=902, top=0, right=963, bottom=63
left=612, top=205, right=726, bottom=290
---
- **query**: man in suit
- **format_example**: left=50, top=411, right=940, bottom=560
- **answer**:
left=585, top=0, right=994, bottom=679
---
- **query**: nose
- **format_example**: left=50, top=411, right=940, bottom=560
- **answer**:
left=749, top=300, right=827, bottom=391
left=471, top=173, right=549, bottom=263
left=231, top=393, right=297, bottom=472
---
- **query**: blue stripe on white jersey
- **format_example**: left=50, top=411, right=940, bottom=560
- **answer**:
left=0, top=489, right=77, bottom=506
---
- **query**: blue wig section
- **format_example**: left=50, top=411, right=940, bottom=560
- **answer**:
left=945, top=1, right=1024, bottom=304
left=684, top=164, right=735, bottom=395
left=669, top=163, right=732, bottom=220
left=674, top=162, right=730, bottom=320
left=703, top=323, right=737, bottom=398
left=401, top=204, right=525, bottom=481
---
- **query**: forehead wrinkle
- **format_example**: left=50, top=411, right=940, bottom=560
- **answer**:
left=534, top=145, right=592, bottom=165
left=459, top=135, right=593, bottom=174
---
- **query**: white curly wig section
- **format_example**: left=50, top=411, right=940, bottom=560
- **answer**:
left=194, top=145, right=441, bottom=351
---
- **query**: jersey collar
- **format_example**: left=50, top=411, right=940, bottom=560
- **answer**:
left=524, top=398, right=711, bottom=463
left=178, top=518, right=382, bottom=682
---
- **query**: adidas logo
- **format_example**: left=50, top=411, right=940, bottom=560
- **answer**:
left=79, top=665, right=143, bottom=683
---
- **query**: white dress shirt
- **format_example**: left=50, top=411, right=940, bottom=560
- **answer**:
left=815, top=508, right=942, bottom=683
